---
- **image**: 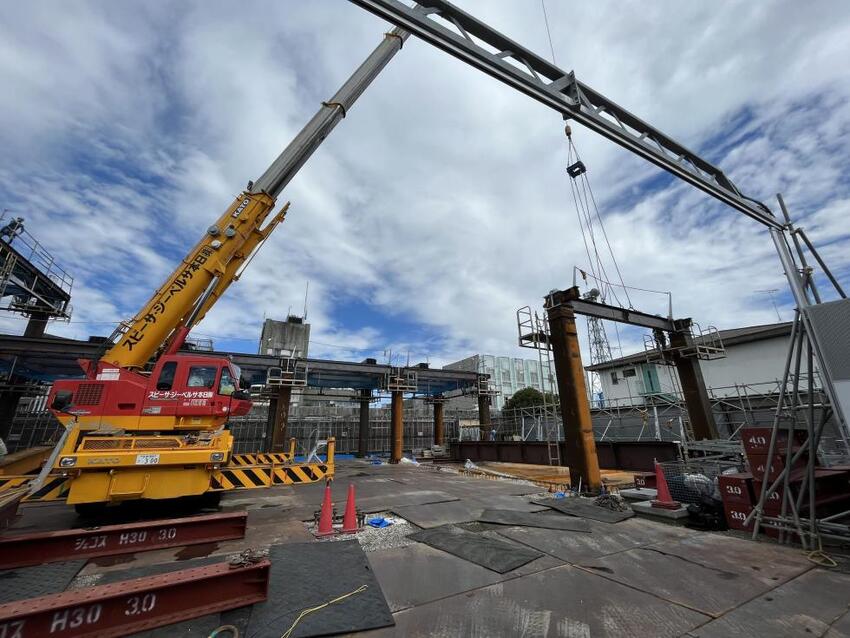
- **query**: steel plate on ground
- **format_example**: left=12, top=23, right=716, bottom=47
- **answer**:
left=532, top=497, right=634, bottom=523
left=477, top=508, right=592, bottom=532
left=409, top=524, right=542, bottom=573
left=0, top=560, right=86, bottom=604
left=246, top=541, right=394, bottom=638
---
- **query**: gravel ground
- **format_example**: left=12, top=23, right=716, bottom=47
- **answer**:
left=305, top=512, right=419, bottom=553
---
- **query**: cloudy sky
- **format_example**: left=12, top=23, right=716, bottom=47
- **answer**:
left=1, top=0, right=849, bottom=369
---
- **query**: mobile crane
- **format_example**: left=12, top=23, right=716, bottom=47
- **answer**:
left=27, top=27, right=410, bottom=509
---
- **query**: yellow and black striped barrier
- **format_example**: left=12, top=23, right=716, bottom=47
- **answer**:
left=230, top=452, right=293, bottom=466
left=210, top=462, right=331, bottom=491
left=0, top=474, right=72, bottom=501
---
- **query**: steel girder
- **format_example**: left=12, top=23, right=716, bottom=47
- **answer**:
left=0, top=512, right=248, bottom=570
left=348, top=0, right=782, bottom=230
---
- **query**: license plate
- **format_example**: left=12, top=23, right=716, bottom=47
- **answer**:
left=135, top=453, right=160, bottom=465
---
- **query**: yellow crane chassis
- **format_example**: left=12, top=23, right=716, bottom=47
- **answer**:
left=0, top=447, right=335, bottom=503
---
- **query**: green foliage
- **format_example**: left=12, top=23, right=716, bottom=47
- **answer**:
left=502, top=387, right=556, bottom=412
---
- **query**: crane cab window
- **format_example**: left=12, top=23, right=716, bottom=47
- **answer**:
left=156, top=361, right=178, bottom=391
left=219, top=368, right=236, bottom=396
left=187, top=366, right=218, bottom=389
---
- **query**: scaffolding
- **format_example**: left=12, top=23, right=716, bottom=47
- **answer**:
left=0, top=213, right=72, bottom=322
left=517, top=306, right=560, bottom=465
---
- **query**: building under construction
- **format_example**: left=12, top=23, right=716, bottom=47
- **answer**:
left=1, top=2, right=849, bottom=636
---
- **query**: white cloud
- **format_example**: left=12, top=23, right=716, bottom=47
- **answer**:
left=1, top=0, right=849, bottom=374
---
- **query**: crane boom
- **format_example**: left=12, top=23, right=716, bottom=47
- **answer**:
left=105, top=27, right=409, bottom=370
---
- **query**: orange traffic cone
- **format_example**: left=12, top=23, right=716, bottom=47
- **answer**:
left=341, top=484, right=359, bottom=534
left=651, top=462, right=681, bottom=510
left=316, top=481, right=335, bottom=536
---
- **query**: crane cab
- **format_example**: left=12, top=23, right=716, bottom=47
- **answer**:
left=142, top=355, right=253, bottom=426
left=49, top=354, right=252, bottom=433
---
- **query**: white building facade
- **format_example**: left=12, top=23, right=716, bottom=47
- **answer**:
left=444, top=354, right=556, bottom=410
left=587, top=323, right=805, bottom=407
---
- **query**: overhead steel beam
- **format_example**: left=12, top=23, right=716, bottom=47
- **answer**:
left=547, top=288, right=675, bottom=332
left=567, top=298, right=674, bottom=332
left=349, top=0, right=782, bottom=230
left=0, top=512, right=247, bottom=570
left=0, top=559, right=269, bottom=638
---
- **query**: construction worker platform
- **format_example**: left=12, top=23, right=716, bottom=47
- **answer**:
left=4, top=459, right=850, bottom=637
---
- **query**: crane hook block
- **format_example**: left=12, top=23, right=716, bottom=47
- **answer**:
left=567, top=161, right=586, bottom=178
left=565, top=124, right=572, bottom=138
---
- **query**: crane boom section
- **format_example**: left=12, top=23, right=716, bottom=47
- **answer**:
left=182, top=203, right=290, bottom=332
left=103, top=192, right=277, bottom=368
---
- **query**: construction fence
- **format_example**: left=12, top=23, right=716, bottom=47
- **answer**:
left=1, top=376, right=843, bottom=457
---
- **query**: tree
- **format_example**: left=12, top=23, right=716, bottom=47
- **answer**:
left=501, top=387, right=555, bottom=413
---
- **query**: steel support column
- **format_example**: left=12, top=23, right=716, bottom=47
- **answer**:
left=545, top=290, right=602, bottom=492
left=390, top=390, right=403, bottom=463
left=433, top=400, right=445, bottom=446
left=357, top=389, right=371, bottom=458
left=23, top=311, right=49, bottom=338
left=0, top=391, right=20, bottom=443
left=477, top=394, right=491, bottom=441
left=269, top=385, right=292, bottom=452
left=670, top=322, right=718, bottom=440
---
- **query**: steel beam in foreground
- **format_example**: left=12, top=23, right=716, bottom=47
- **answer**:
left=0, top=511, right=247, bottom=570
left=0, top=559, right=269, bottom=638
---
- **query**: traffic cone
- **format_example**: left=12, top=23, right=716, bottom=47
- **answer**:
left=316, top=481, right=335, bottom=536
left=651, top=462, right=681, bottom=510
left=341, top=484, right=359, bottom=534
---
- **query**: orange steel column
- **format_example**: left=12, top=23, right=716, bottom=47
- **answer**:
left=433, top=400, right=445, bottom=446
left=545, top=288, right=601, bottom=492
left=390, top=390, right=403, bottom=463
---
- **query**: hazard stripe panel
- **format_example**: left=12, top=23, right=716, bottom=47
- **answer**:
left=211, top=463, right=329, bottom=491
left=230, top=453, right=292, bottom=466
left=0, top=475, right=71, bottom=502
left=0, top=477, right=30, bottom=493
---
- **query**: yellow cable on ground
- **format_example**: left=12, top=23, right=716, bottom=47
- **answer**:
left=208, top=625, right=239, bottom=638
left=281, top=585, right=368, bottom=638
left=805, top=534, right=838, bottom=568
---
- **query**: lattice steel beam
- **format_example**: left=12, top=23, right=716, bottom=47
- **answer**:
left=349, top=0, right=782, bottom=230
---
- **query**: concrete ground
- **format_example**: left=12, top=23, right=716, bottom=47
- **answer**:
left=8, top=459, right=850, bottom=637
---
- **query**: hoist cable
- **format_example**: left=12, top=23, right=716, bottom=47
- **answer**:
left=540, top=0, right=557, bottom=65
left=566, top=136, right=633, bottom=308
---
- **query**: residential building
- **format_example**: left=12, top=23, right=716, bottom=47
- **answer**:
left=586, top=322, right=803, bottom=407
